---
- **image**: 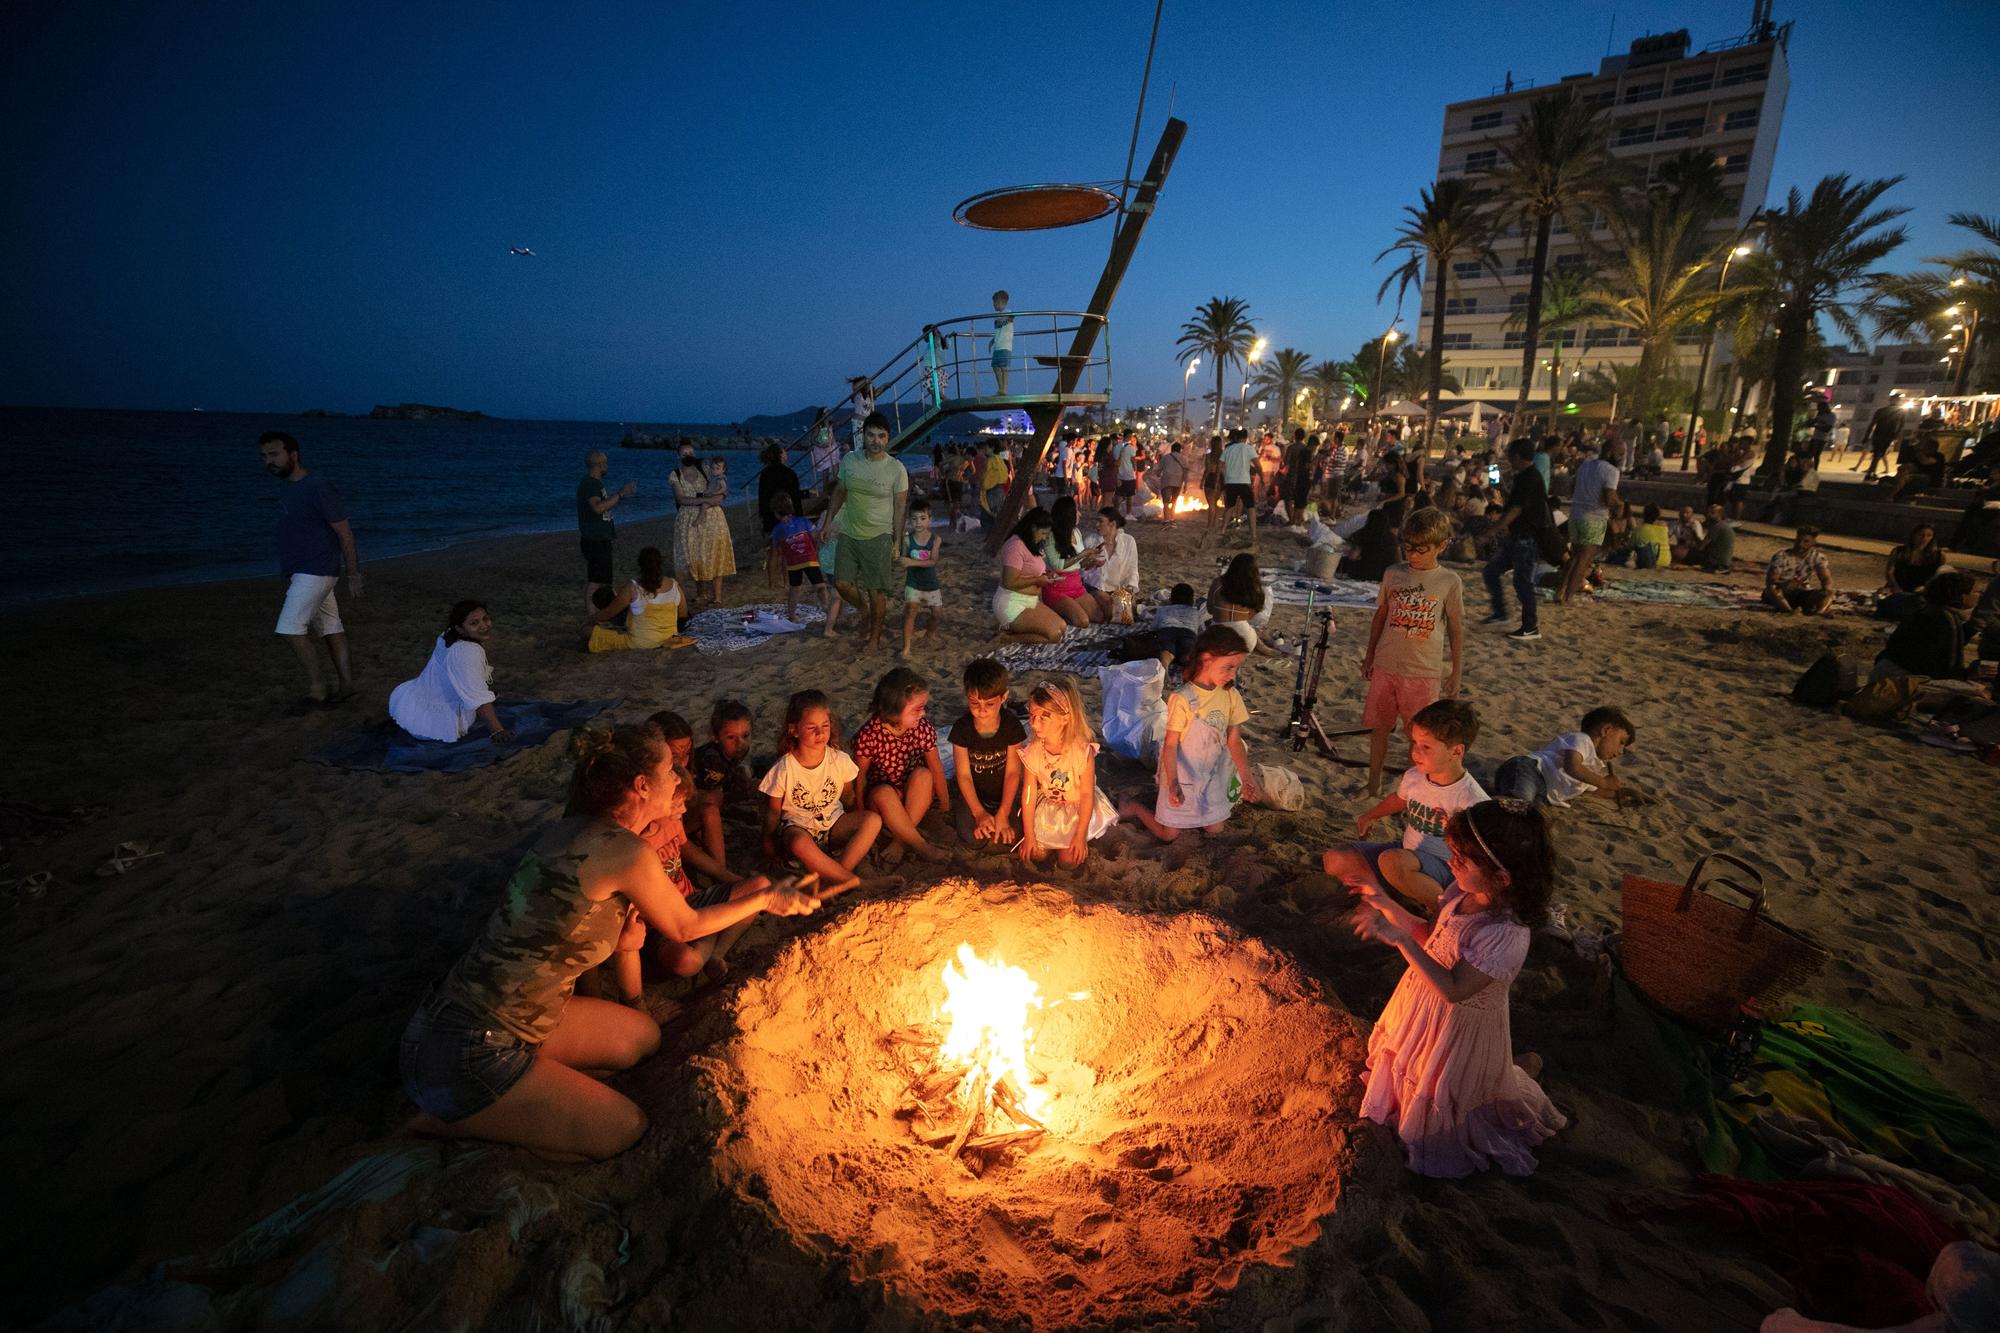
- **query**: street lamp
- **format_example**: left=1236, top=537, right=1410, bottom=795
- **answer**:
left=1369, top=326, right=1401, bottom=430
left=1944, top=290, right=1981, bottom=395
left=1682, top=241, right=1756, bottom=470
left=1180, top=357, right=1200, bottom=432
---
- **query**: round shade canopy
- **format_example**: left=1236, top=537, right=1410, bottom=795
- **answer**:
left=954, top=183, right=1122, bottom=231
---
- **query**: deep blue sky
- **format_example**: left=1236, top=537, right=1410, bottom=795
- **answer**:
left=4, top=1, right=1996, bottom=421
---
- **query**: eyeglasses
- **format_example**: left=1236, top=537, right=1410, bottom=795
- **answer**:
left=1400, top=539, right=1440, bottom=553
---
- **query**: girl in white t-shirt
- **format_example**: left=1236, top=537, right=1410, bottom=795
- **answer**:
left=1017, top=677, right=1116, bottom=869
left=758, top=690, right=882, bottom=895
left=1119, top=626, right=1260, bottom=840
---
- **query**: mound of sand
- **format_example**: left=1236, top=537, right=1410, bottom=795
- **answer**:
left=705, top=879, right=1372, bottom=1328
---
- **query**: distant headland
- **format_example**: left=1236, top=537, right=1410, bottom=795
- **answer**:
left=367, top=403, right=490, bottom=421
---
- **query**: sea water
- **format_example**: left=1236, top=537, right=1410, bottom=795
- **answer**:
left=0, top=407, right=763, bottom=609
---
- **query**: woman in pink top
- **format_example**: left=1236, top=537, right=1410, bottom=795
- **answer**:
left=993, top=510, right=1066, bottom=643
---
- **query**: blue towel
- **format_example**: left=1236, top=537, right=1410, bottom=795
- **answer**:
left=312, top=699, right=616, bottom=774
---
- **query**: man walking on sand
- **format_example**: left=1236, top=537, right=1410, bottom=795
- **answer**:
left=578, top=450, right=636, bottom=609
left=261, top=431, right=361, bottom=711
left=821, top=411, right=909, bottom=651
left=1559, top=441, right=1621, bottom=605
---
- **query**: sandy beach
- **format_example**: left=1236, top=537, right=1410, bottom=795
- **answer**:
left=4, top=498, right=1995, bottom=1330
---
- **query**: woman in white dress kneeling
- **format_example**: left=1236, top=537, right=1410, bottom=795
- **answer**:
left=390, top=600, right=512, bottom=743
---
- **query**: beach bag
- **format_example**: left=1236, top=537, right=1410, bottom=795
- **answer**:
left=1791, top=652, right=1860, bottom=708
left=1250, top=764, right=1304, bottom=810
left=1097, top=660, right=1168, bottom=763
left=1619, top=853, right=1829, bottom=1032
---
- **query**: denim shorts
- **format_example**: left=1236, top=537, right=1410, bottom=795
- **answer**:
left=400, top=992, right=536, bottom=1123
left=1355, top=840, right=1452, bottom=888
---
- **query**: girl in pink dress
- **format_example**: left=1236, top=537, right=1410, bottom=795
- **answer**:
left=1348, top=798, right=1567, bottom=1177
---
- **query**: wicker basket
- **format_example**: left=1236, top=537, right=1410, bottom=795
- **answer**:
left=1619, top=853, right=1829, bottom=1032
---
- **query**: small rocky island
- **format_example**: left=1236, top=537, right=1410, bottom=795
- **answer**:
left=369, top=403, right=489, bottom=421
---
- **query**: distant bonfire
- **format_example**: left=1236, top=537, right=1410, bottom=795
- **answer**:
left=369, top=403, right=488, bottom=421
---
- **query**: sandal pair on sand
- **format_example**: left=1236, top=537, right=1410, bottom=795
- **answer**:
left=95, top=840, right=164, bottom=877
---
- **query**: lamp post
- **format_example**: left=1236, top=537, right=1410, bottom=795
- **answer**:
left=1240, top=338, right=1267, bottom=429
left=1181, top=357, right=1200, bottom=433
left=1682, top=242, right=1754, bottom=471
left=1946, top=276, right=1980, bottom=395
left=1369, top=326, right=1401, bottom=433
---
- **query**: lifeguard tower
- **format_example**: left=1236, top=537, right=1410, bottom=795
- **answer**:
left=780, top=118, right=1187, bottom=549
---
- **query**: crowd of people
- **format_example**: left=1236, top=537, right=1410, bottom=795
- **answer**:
left=256, top=404, right=1997, bottom=1196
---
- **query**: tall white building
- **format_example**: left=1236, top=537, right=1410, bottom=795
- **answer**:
left=1420, top=19, right=1792, bottom=412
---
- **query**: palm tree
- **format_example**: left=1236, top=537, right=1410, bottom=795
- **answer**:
left=1865, top=211, right=2000, bottom=394
left=1582, top=189, right=1738, bottom=422
left=1175, top=298, right=1258, bottom=431
left=1753, top=175, right=1908, bottom=476
left=1378, top=178, right=1501, bottom=444
left=1480, top=86, right=1621, bottom=426
left=1305, top=361, right=1352, bottom=422
left=1503, top=269, right=1600, bottom=430
left=1248, top=348, right=1313, bottom=428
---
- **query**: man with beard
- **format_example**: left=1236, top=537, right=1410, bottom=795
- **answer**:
left=260, top=431, right=361, bottom=710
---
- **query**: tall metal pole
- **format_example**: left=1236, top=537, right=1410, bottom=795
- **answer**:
left=985, top=117, right=1188, bottom=552
left=1682, top=248, right=1743, bottom=471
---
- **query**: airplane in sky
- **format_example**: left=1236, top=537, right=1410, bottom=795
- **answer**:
left=508, top=246, right=536, bottom=257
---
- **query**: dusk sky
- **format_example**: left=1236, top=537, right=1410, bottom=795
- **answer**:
left=5, top=0, right=1997, bottom=422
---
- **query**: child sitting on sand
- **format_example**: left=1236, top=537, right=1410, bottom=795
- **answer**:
left=1153, top=583, right=1202, bottom=669
left=1018, top=676, right=1118, bottom=868
left=1324, top=699, right=1486, bottom=912
left=898, top=498, right=943, bottom=656
left=1348, top=798, right=1568, bottom=1177
left=1120, top=626, right=1260, bottom=840
left=853, top=667, right=951, bottom=863
left=758, top=689, right=882, bottom=894
left=646, top=709, right=739, bottom=885
left=1360, top=506, right=1464, bottom=798
left=948, top=657, right=1026, bottom=848
left=1492, top=706, right=1642, bottom=808
left=691, top=700, right=755, bottom=871
left=767, top=491, right=829, bottom=622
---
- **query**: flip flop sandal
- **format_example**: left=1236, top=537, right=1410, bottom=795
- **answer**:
left=4, top=871, right=54, bottom=899
left=96, top=840, right=165, bottom=877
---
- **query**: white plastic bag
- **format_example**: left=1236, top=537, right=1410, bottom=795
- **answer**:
left=1097, top=659, right=1168, bottom=763
left=1251, top=763, right=1305, bottom=810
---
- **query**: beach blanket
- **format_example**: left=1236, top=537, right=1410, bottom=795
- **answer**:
left=311, top=699, right=615, bottom=774
left=1700, top=1004, right=2000, bottom=1201
left=993, top=623, right=1131, bottom=676
left=1263, top=574, right=1379, bottom=608
left=1632, top=1176, right=1965, bottom=1326
left=682, top=602, right=824, bottom=652
left=1573, top=577, right=1872, bottom=614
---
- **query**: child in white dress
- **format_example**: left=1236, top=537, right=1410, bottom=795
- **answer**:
left=1348, top=798, right=1567, bottom=1178
left=1017, top=677, right=1117, bottom=869
left=1119, top=625, right=1260, bottom=839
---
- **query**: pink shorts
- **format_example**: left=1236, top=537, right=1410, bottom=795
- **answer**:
left=1363, top=671, right=1440, bottom=730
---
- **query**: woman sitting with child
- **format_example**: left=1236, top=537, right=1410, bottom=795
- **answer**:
left=1040, top=496, right=1099, bottom=628
left=992, top=509, right=1069, bottom=644
left=399, top=725, right=820, bottom=1159
left=583, top=547, right=690, bottom=653
left=389, top=600, right=512, bottom=743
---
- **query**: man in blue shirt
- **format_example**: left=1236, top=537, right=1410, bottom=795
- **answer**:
left=261, top=431, right=361, bottom=709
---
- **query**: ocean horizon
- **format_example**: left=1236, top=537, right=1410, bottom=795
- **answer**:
left=0, top=406, right=780, bottom=610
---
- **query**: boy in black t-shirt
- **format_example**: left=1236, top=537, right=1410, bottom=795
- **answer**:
left=946, top=658, right=1026, bottom=848
left=691, top=699, right=756, bottom=867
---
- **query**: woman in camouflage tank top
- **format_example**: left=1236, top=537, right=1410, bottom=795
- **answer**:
left=401, top=724, right=822, bottom=1159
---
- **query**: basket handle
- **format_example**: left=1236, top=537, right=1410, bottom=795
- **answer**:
left=1676, top=853, right=1767, bottom=917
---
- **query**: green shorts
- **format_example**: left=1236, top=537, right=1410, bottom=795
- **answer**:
left=1571, top=515, right=1608, bottom=547
left=835, top=532, right=897, bottom=593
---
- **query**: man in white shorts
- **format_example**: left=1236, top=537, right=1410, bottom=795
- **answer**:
left=261, top=431, right=362, bottom=711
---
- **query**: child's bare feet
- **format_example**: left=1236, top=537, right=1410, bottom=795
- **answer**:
left=911, top=840, right=949, bottom=864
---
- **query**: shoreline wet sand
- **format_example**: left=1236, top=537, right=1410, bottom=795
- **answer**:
left=3, top=499, right=1994, bottom=1328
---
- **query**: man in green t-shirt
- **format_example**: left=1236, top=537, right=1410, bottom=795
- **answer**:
left=820, top=411, right=909, bottom=650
